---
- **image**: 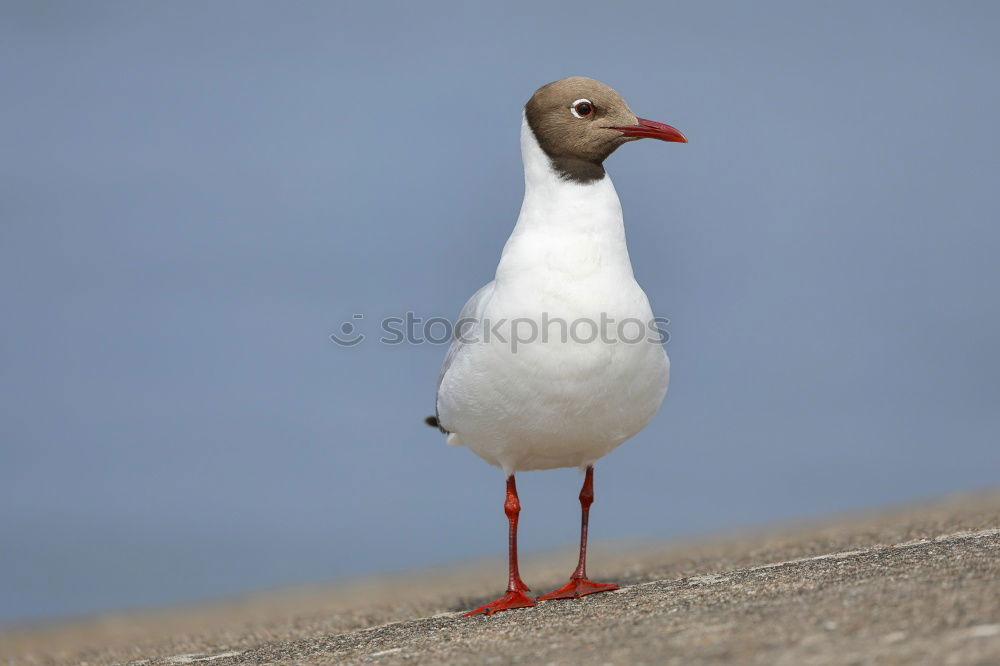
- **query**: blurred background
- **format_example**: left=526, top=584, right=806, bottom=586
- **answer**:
left=2, top=1, right=999, bottom=626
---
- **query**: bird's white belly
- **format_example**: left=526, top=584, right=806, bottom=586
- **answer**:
left=438, top=282, right=669, bottom=473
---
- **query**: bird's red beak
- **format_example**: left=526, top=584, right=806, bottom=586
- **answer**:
left=612, top=117, right=687, bottom=143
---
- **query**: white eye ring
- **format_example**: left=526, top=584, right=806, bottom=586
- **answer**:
left=570, top=98, right=594, bottom=119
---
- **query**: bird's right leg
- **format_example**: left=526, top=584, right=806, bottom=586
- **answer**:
left=537, top=465, right=619, bottom=601
left=464, top=474, right=535, bottom=616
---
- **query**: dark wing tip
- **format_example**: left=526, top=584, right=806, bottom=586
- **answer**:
left=424, top=415, right=450, bottom=434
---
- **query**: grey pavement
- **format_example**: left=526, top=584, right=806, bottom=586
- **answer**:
left=3, top=491, right=998, bottom=665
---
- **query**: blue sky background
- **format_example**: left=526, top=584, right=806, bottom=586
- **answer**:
left=2, top=1, right=999, bottom=625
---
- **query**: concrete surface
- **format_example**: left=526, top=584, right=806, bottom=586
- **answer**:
left=2, top=491, right=999, bottom=665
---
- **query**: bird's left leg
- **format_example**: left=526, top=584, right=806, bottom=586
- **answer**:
left=464, top=474, right=535, bottom=616
left=537, top=465, right=619, bottom=601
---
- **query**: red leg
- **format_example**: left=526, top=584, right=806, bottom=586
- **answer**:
left=537, top=466, right=619, bottom=601
left=464, top=475, right=536, bottom=616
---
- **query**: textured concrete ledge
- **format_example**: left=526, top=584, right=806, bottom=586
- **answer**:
left=3, top=491, right=999, bottom=665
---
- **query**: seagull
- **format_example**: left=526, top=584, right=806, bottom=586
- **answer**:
left=426, top=76, right=686, bottom=616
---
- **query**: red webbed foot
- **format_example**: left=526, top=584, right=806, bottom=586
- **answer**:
left=537, top=577, right=618, bottom=601
left=464, top=589, right=536, bottom=616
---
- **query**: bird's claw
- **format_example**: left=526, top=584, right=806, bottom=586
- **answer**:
left=464, top=589, right=536, bottom=616
left=537, top=577, right=618, bottom=601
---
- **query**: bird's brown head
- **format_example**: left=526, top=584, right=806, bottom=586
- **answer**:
left=524, top=76, right=686, bottom=184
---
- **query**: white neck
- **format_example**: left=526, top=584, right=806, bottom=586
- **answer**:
left=495, top=115, right=634, bottom=284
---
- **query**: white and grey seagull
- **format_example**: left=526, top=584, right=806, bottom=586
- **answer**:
left=426, top=76, right=686, bottom=616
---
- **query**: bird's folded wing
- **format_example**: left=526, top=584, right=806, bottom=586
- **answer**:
left=434, top=280, right=496, bottom=430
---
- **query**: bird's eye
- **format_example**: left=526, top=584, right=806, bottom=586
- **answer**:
left=570, top=99, right=594, bottom=119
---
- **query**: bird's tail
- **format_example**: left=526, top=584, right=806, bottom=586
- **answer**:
left=425, top=414, right=459, bottom=444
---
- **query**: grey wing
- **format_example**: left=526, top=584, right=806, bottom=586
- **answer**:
left=434, top=280, right=495, bottom=430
